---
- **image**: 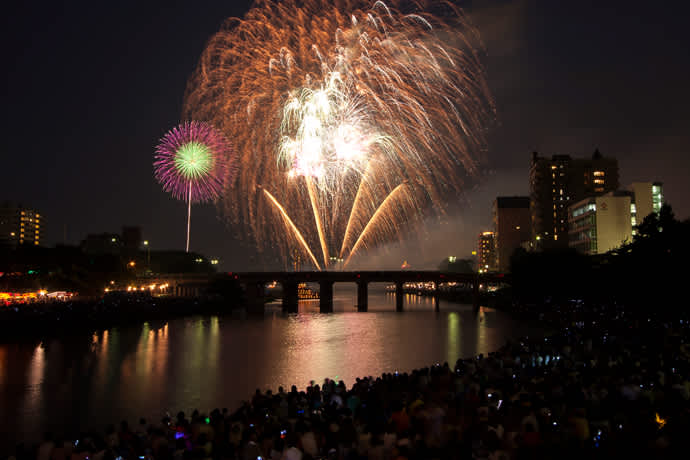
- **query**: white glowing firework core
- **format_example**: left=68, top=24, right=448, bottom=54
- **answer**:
left=279, top=72, right=384, bottom=189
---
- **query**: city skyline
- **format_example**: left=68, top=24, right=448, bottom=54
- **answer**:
left=2, top=0, right=689, bottom=270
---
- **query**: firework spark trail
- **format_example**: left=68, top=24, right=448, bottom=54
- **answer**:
left=339, top=160, right=373, bottom=259
left=305, top=177, right=330, bottom=267
left=344, top=182, right=409, bottom=268
left=262, top=188, right=322, bottom=270
left=183, top=0, right=493, bottom=267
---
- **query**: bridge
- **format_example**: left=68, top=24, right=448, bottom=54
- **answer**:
left=233, top=271, right=509, bottom=313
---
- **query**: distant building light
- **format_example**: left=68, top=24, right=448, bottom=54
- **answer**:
left=210, top=259, right=219, bottom=265
left=448, top=256, right=457, bottom=263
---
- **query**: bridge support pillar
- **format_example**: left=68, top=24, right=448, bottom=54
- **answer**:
left=282, top=281, right=299, bottom=313
left=357, top=281, right=368, bottom=312
left=245, top=282, right=265, bottom=314
left=395, top=281, right=404, bottom=312
left=319, top=281, right=334, bottom=313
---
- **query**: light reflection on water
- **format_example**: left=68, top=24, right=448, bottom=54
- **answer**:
left=0, top=289, right=538, bottom=451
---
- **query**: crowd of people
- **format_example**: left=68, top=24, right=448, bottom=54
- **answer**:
left=8, top=298, right=690, bottom=460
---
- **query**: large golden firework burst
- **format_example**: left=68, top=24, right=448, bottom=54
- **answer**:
left=183, top=0, right=493, bottom=269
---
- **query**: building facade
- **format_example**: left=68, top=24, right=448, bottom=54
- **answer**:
left=568, top=192, right=633, bottom=255
left=630, top=182, right=664, bottom=228
left=530, top=149, right=619, bottom=249
left=493, top=197, right=531, bottom=272
left=0, top=203, right=43, bottom=247
left=477, top=231, right=496, bottom=273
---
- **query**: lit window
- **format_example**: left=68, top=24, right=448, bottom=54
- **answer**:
left=593, top=171, right=605, bottom=177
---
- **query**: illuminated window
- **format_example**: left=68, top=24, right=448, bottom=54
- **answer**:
left=593, top=179, right=604, bottom=185
left=593, top=171, right=605, bottom=177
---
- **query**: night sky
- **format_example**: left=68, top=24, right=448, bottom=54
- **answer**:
left=3, top=0, right=689, bottom=270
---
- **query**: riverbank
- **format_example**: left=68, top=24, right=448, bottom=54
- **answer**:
left=0, top=294, right=244, bottom=340
left=6, top=297, right=690, bottom=459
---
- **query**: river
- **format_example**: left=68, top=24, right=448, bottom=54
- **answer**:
left=0, top=285, right=540, bottom=451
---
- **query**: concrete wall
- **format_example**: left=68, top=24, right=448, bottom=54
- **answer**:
left=595, top=195, right=632, bottom=254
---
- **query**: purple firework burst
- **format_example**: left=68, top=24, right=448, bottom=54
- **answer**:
left=154, top=121, right=236, bottom=203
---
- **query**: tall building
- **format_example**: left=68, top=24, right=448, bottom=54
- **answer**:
left=493, top=197, right=531, bottom=272
left=568, top=191, right=633, bottom=255
left=530, top=149, right=619, bottom=248
left=477, top=231, right=496, bottom=272
left=0, top=203, right=43, bottom=247
left=630, top=182, right=664, bottom=227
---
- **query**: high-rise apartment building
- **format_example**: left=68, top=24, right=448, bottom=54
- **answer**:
left=0, top=203, right=43, bottom=247
left=629, top=182, right=664, bottom=227
left=568, top=191, right=633, bottom=255
left=493, top=197, right=531, bottom=272
left=530, top=149, right=619, bottom=249
left=477, top=231, right=496, bottom=273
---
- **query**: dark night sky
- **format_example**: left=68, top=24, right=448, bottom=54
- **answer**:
left=2, top=0, right=689, bottom=270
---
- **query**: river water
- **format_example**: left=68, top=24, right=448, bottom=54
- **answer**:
left=0, top=286, right=539, bottom=450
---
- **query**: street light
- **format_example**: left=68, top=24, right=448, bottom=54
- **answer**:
left=143, top=240, right=150, bottom=273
